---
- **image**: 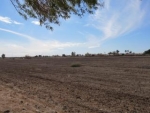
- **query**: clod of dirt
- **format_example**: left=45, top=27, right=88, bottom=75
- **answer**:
left=20, top=101, right=23, bottom=104
left=22, top=108, right=25, bottom=110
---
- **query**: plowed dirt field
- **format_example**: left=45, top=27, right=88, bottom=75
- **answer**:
left=0, top=56, right=150, bottom=113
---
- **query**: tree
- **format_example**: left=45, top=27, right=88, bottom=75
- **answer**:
left=71, top=52, right=76, bottom=56
left=1, top=54, right=5, bottom=59
left=62, top=54, right=66, bottom=57
left=108, top=52, right=112, bottom=55
left=113, top=51, right=116, bottom=55
left=143, top=49, right=150, bottom=55
left=85, top=52, right=90, bottom=57
left=125, top=50, right=129, bottom=54
left=116, top=50, right=119, bottom=54
left=10, top=0, right=103, bottom=30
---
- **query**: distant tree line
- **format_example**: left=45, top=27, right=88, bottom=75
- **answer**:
left=1, top=48, right=150, bottom=59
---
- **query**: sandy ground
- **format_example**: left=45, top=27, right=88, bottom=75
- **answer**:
left=0, top=56, right=150, bottom=113
left=0, top=82, right=57, bottom=113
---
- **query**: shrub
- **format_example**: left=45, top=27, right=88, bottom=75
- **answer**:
left=1, top=54, right=5, bottom=59
left=71, top=64, right=81, bottom=67
left=62, top=54, right=66, bottom=57
left=25, top=55, right=32, bottom=59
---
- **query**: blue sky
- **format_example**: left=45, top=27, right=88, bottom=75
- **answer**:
left=0, top=0, right=150, bottom=57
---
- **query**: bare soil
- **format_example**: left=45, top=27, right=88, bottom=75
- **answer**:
left=0, top=56, right=150, bottom=113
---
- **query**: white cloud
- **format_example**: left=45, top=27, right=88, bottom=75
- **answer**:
left=88, top=45, right=100, bottom=49
left=31, top=20, right=40, bottom=25
left=0, top=27, right=105, bottom=56
left=57, top=48, right=64, bottom=50
left=88, top=0, right=146, bottom=40
left=0, top=28, right=35, bottom=40
left=13, top=21, right=22, bottom=25
left=0, top=16, right=23, bottom=25
left=0, top=16, right=11, bottom=23
left=0, top=28, right=86, bottom=56
left=86, top=35, right=102, bottom=48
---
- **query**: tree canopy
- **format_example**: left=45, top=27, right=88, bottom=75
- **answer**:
left=10, top=0, right=103, bottom=30
left=143, top=49, right=150, bottom=55
left=1, top=54, right=5, bottom=59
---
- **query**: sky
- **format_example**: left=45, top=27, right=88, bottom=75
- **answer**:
left=0, top=0, right=150, bottom=57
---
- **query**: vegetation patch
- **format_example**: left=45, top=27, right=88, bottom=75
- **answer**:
left=143, top=49, right=150, bottom=55
left=71, top=64, right=81, bottom=67
left=25, top=55, right=32, bottom=59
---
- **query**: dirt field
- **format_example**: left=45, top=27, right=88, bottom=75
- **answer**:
left=0, top=56, right=150, bottom=113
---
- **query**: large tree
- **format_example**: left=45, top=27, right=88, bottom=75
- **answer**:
left=143, top=49, right=150, bottom=55
left=10, top=0, right=103, bottom=30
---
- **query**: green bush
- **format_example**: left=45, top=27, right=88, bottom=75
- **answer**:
left=71, top=64, right=81, bottom=67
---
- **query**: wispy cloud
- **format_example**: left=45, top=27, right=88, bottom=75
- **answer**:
left=0, top=16, right=23, bottom=25
left=86, top=35, right=102, bottom=48
left=31, top=20, right=40, bottom=25
left=77, top=31, right=85, bottom=36
left=13, top=21, right=22, bottom=25
left=88, top=0, right=146, bottom=40
left=0, top=27, right=104, bottom=56
left=0, top=28, right=86, bottom=56
left=0, top=16, right=11, bottom=24
left=0, top=28, right=35, bottom=40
